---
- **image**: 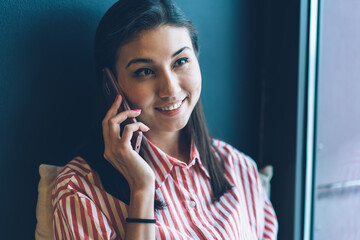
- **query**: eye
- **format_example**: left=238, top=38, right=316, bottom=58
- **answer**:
left=134, top=68, right=154, bottom=77
left=173, top=57, right=189, bottom=68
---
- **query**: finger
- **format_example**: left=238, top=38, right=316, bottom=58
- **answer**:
left=108, top=110, right=142, bottom=141
left=121, top=122, right=150, bottom=144
left=110, top=109, right=142, bottom=127
left=104, top=94, right=123, bottom=121
left=102, top=94, right=123, bottom=144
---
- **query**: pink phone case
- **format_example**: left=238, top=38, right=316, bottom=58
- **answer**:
left=102, top=68, right=143, bottom=153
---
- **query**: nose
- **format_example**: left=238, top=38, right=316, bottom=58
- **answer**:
left=157, top=69, right=181, bottom=99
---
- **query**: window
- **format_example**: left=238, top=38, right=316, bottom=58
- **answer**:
left=297, top=0, right=360, bottom=239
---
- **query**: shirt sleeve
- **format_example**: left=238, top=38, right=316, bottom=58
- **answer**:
left=52, top=164, right=120, bottom=240
left=53, top=193, right=118, bottom=240
left=233, top=146, right=279, bottom=239
left=232, top=147, right=279, bottom=239
left=213, top=139, right=279, bottom=239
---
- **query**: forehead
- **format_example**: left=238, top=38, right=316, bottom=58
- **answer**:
left=117, top=25, right=192, bottom=61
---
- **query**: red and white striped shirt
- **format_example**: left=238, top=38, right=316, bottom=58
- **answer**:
left=52, top=138, right=278, bottom=239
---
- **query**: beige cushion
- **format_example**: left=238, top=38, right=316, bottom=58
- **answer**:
left=259, top=165, right=273, bottom=199
left=35, top=164, right=273, bottom=240
left=35, top=164, right=63, bottom=240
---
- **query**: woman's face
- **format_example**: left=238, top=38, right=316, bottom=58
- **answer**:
left=114, top=25, right=201, bottom=134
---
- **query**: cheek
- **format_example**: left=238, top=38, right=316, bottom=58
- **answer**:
left=124, top=85, right=154, bottom=109
left=183, top=64, right=202, bottom=96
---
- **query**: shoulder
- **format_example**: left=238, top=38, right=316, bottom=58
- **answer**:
left=212, top=138, right=260, bottom=188
left=52, top=156, right=101, bottom=203
left=55, top=157, right=94, bottom=184
left=212, top=138, right=258, bottom=171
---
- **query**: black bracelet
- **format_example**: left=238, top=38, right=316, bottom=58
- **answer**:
left=126, top=218, right=156, bottom=223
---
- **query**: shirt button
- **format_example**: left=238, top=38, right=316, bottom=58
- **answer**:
left=189, top=201, right=196, bottom=208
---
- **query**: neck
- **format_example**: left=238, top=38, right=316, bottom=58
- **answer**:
left=145, top=128, right=191, bottom=164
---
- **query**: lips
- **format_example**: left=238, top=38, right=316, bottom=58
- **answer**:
left=156, top=101, right=182, bottom=111
left=154, top=98, right=186, bottom=117
left=155, top=98, right=186, bottom=111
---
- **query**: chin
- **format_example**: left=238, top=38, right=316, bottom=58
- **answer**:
left=162, top=120, right=189, bottom=132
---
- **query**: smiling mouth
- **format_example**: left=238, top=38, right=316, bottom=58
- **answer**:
left=155, top=98, right=186, bottom=111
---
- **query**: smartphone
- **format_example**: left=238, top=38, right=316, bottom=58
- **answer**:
left=102, top=67, right=143, bottom=153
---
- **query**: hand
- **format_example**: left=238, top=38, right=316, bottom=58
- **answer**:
left=102, top=94, right=155, bottom=191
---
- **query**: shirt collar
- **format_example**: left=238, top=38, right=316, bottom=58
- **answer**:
left=141, top=136, right=210, bottom=189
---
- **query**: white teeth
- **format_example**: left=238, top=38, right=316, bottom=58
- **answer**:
left=158, top=101, right=182, bottom=111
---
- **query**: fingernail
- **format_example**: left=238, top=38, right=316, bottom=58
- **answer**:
left=115, top=93, right=120, bottom=102
left=145, top=125, right=150, bottom=131
left=133, top=109, right=141, bottom=112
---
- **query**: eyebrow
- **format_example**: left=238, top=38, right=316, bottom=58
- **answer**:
left=125, top=46, right=191, bottom=69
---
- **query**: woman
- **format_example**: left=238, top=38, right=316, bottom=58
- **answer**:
left=52, top=0, right=278, bottom=239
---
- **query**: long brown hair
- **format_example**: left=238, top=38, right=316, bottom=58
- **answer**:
left=76, top=0, right=232, bottom=210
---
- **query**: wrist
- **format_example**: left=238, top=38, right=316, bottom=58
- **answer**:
left=130, top=185, right=155, bottom=201
left=128, top=186, right=155, bottom=219
left=129, top=176, right=155, bottom=193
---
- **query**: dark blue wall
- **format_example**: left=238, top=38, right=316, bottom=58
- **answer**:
left=0, top=0, right=116, bottom=237
left=0, top=0, right=300, bottom=239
